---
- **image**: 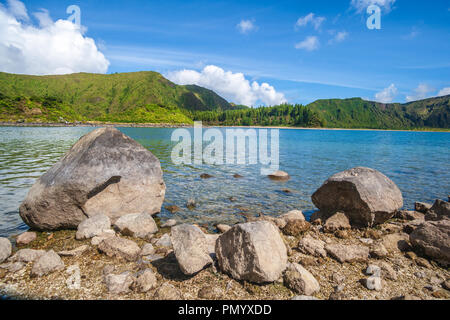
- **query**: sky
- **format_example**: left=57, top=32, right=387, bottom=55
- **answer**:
left=0, top=0, right=449, bottom=106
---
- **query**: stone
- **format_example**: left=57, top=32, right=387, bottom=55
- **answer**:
left=20, top=128, right=166, bottom=230
left=16, top=232, right=37, bottom=245
left=198, top=286, right=223, bottom=299
left=140, top=243, right=155, bottom=256
left=282, top=220, right=311, bottom=236
left=204, top=234, right=219, bottom=258
left=104, top=272, right=134, bottom=294
left=410, top=220, right=450, bottom=264
left=442, top=280, right=450, bottom=291
left=186, top=199, right=196, bottom=210
left=416, top=257, right=433, bottom=269
left=154, top=233, right=172, bottom=248
left=233, top=174, right=244, bottom=179
left=365, top=264, right=381, bottom=277
left=335, top=230, right=350, bottom=239
left=165, top=205, right=181, bottom=214
left=0, top=238, right=12, bottom=263
left=283, top=263, right=320, bottom=295
left=135, top=269, right=157, bottom=293
left=268, top=170, right=290, bottom=181
left=31, top=250, right=64, bottom=277
left=0, top=261, right=25, bottom=272
left=113, top=212, right=158, bottom=239
left=200, top=173, right=214, bottom=179
left=8, top=248, right=45, bottom=263
left=312, top=167, right=403, bottom=227
left=297, top=235, right=327, bottom=258
left=66, top=265, right=81, bottom=290
left=403, top=220, right=424, bottom=234
left=430, top=199, right=450, bottom=217
left=325, top=244, right=369, bottom=263
left=153, top=283, right=182, bottom=300
left=161, top=219, right=177, bottom=228
left=280, top=210, right=305, bottom=222
left=323, top=212, right=351, bottom=233
left=291, top=295, right=320, bottom=300
left=76, top=214, right=111, bottom=240
left=370, top=242, right=388, bottom=259
left=171, top=224, right=213, bottom=275
left=58, top=245, right=89, bottom=257
left=310, top=211, right=326, bottom=225
left=395, top=210, right=425, bottom=221
left=98, top=237, right=141, bottom=261
left=379, top=262, right=397, bottom=280
left=363, top=229, right=381, bottom=240
left=363, top=276, right=382, bottom=291
left=216, top=224, right=231, bottom=233
left=331, top=272, right=346, bottom=284
left=91, top=230, right=116, bottom=246
left=215, top=221, right=288, bottom=283
left=381, top=233, right=411, bottom=253
left=415, top=202, right=432, bottom=213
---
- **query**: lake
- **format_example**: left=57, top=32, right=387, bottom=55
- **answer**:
left=0, top=126, right=448, bottom=238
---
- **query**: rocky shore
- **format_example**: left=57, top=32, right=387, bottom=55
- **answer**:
left=0, top=128, right=449, bottom=300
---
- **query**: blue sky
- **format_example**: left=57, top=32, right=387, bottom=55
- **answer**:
left=3, top=0, right=450, bottom=105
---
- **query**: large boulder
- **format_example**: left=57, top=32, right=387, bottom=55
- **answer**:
left=215, top=221, right=287, bottom=283
left=312, top=167, right=403, bottom=227
left=410, top=220, right=450, bottom=265
left=171, top=224, right=213, bottom=275
left=19, top=128, right=166, bottom=231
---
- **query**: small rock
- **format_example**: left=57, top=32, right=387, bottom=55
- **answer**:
left=331, top=272, right=346, bottom=284
left=76, top=214, right=111, bottom=240
left=198, top=286, right=223, bottom=299
left=282, top=220, right=311, bottom=236
left=323, top=212, right=351, bottom=233
left=16, top=232, right=37, bottom=245
left=103, top=265, right=115, bottom=275
left=363, top=276, right=382, bottom=291
left=8, top=248, right=46, bottom=263
left=153, top=283, right=182, bottom=300
left=91, top=230, right=116, bottom=246
left=200, top=173, right=214, bottom=179
left=410, top=219, right=450, bottom=264
left=283, top=263, right=320, bottom=295
left=0, top=237, right=12, bottom=263
left=161, top=219, right=177, bottom=228
left=414, top=271, right=426, bottom=279
left=31, top=250, right=64, bottom=277
left=369, top=242, right=388, bottom=259
left=135, top=269, right=157, bottom=293
left=58, top=245, right=89, bottom=257
left=268, top=170, right=290, bottom=181
left=229, top=197, right=237, bottom=202
left=380, top=262, right=398, bottom=280
left=66, top=265, right=81, bottom=290
left=415, top=202, right=432, bottom=213
left=405, top=251, right=418, bottom=260
left=216, top=224, right=231, bottom=233
left=0, top=262, right=25, bottom=272
left=298, top=256, right=319, bottom=267
left=165, top=205, right=181, bottom=214
left=0, top=268, right=6, bottom=279
left=363, top=229, right=381, bottom=240
left=297, top=235, right=327, bottom=258
left=291, top=295, right=320, bottom=300
left=154, top=233, right=172, bottom=248
left=395, top=210, right=425, bottom=221
left=335, top=230, right=350, bottom=239
left=365, top=264, right=381, bottom=277
left=186, top=199, right=196, bottom=210
left=104, top=272, right=134, bottom=294
left=140, top=243, right=155, bottom=256
left=98, top=237, right=141, bottom=261
left=430, top=199, right=450, bottom=217
left=381, top=233, right=411, bottom=253
left=359, top=238, right=374, bottom=245
left=431, top=290, right=449, bottom=299
left=325, top=244, right=369, bottom=263
left=233, top=174, right=243, bottom=179
left=310, top=211, right=326, bottom=225
left=280, top=210, right=305, bottom=222
left=114, top=212, right=158, bottom=239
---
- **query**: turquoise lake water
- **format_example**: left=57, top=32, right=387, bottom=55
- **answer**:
left=0, top=126, right=448, bottom=237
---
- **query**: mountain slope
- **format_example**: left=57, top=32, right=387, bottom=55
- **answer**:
left=0, top=71, right=233, bottom=123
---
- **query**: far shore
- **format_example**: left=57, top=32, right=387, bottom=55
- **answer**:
left=0, top=121, right=448, bottom=133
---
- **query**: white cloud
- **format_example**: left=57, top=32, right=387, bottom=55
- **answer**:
left=237, top=20, right=256, bottom=34
left=329, top=31, right=349, bottom=44
left=375, top=84, right=397, bottom=103
left=295, top=36, right=320, bottom=51
left=437, top=87, right=450, bottom=97
left=167, top=65, right=287, bottom=106
left=0, top=0, right=109, bottom=75
left=296, top=13, right=326, bottom=30
left=350, top=0, right=396, bottom=13
left=406, top=84, right=434, bottom=102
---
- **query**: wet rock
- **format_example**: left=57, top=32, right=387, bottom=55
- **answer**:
left=153, top=283, right=182, bottom=300
left=325, top=244, right=369, bottom=263
left=410, top=220, right=450, bottom=264
left=369, top=242, right=388, bottom=259
left=135, top=269, right=157, bottom=293
left=104, top=272, right=134, bottom=294
left=200, top=174, right=214, bottom=179
left=16, top=232, right=37, bottom=245
left=76, top=214, right=111, bottom=240
left=154, top=233, right=172, bottom=248
left=415, top=202, right=432, bottom=213
left=186, top=199, right=196, bottom=210
left=215, top=221, right=287, bottom=283
left=283, top=263, right=320, bottom=295
left=363, top=276, right=382, bottom=291
left=268, top=170, right=290, bottom=181
left=20, top=128, right=166, bottom=231
left=165, top=205, right=181, bottom=214
left=198, top=286, right=223, bottom=299
left=216, top=224, right=231, bottom=233
left=0, top=238, right=12, bottom=263
left=282, top=220, right=311, bottom=236
left=323, top=212, right=351, bottom=233
left=312, top=167, right=403, bottom=227
left=113, top=212, right=158, bottom=239
left=8, top=248, right=45, bottom=263
left=58, top=245, right=89, bottom=257
left=171, top=224, right=212, bottom=275
left=161, top=219, right=177, bottom=228
left=430, top=199, right=450, bottom=217
left=31, top=250, right=64, bottom=277
left=381, top=233, right=411, bottom=253
left=233, top=174, right=244, bottom=179
left=140, top=243, right=155, bottom=256
left=98, top=237, right=141, bottom=261
left=297, top=235, right=327, bottom=258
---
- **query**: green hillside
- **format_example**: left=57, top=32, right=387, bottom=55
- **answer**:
left=0, top=71, right=233, bottom=124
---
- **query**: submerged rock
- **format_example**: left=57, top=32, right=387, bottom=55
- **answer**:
left=31, top=250, right=64, bottom=277
left=19, top=128, right=166, bottom=231
left=98, top=237, right=141, bottom=262
left=268, top=170, right=290, bottom=181
left=76, top=214, right=111, bottom=240
left=113, top=212, right=158, bottom=239
left=410, top=219, right=450, bottom=264
left=16, top=232, right=37, bottom=245
left=312, top=167, right=403, bottom=227
left=0, top=238, right=12, bottom=264
left=215, top=221, right=287, bottom=283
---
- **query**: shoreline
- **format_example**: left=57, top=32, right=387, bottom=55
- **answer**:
left=0, top=122, right=448, bottom=132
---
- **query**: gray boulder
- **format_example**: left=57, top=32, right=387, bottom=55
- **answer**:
left=76, top=214, right=111, bottom=240
left=98, top=237, right=141, bottom=261
left=171, top=224, right=212, bottom=275
left=312, top=167, right=403, bottom=227
left=20, top=128, right=166, bottom=231
left=215, top=221, right=287, bottom=283
left=0, top=238, right=12, bottom=264
left=31, top=250, right=64, bottom=277
left=410, top=220, right=450, bottom=264
left=113, top=212, right=158, bottom=239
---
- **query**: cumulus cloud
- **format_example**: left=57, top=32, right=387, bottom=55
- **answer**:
left=437, top=87, right=450, bottom=97
left=375, top=84, right=397, bottom=103
left=0, top=0, right=109, bottom=75
left=167, top=65, right=287, bottom=106
left=406, top=84, right=434, bottom=102
left=295, top=36, right=319, bottom=51
left=350, top=0, right=396, bottom=13
left=329, top=31, right=349, bottom=44
left=296, top=13, right=326, bottom=30
left=237, top=20, right=256, bottom=34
